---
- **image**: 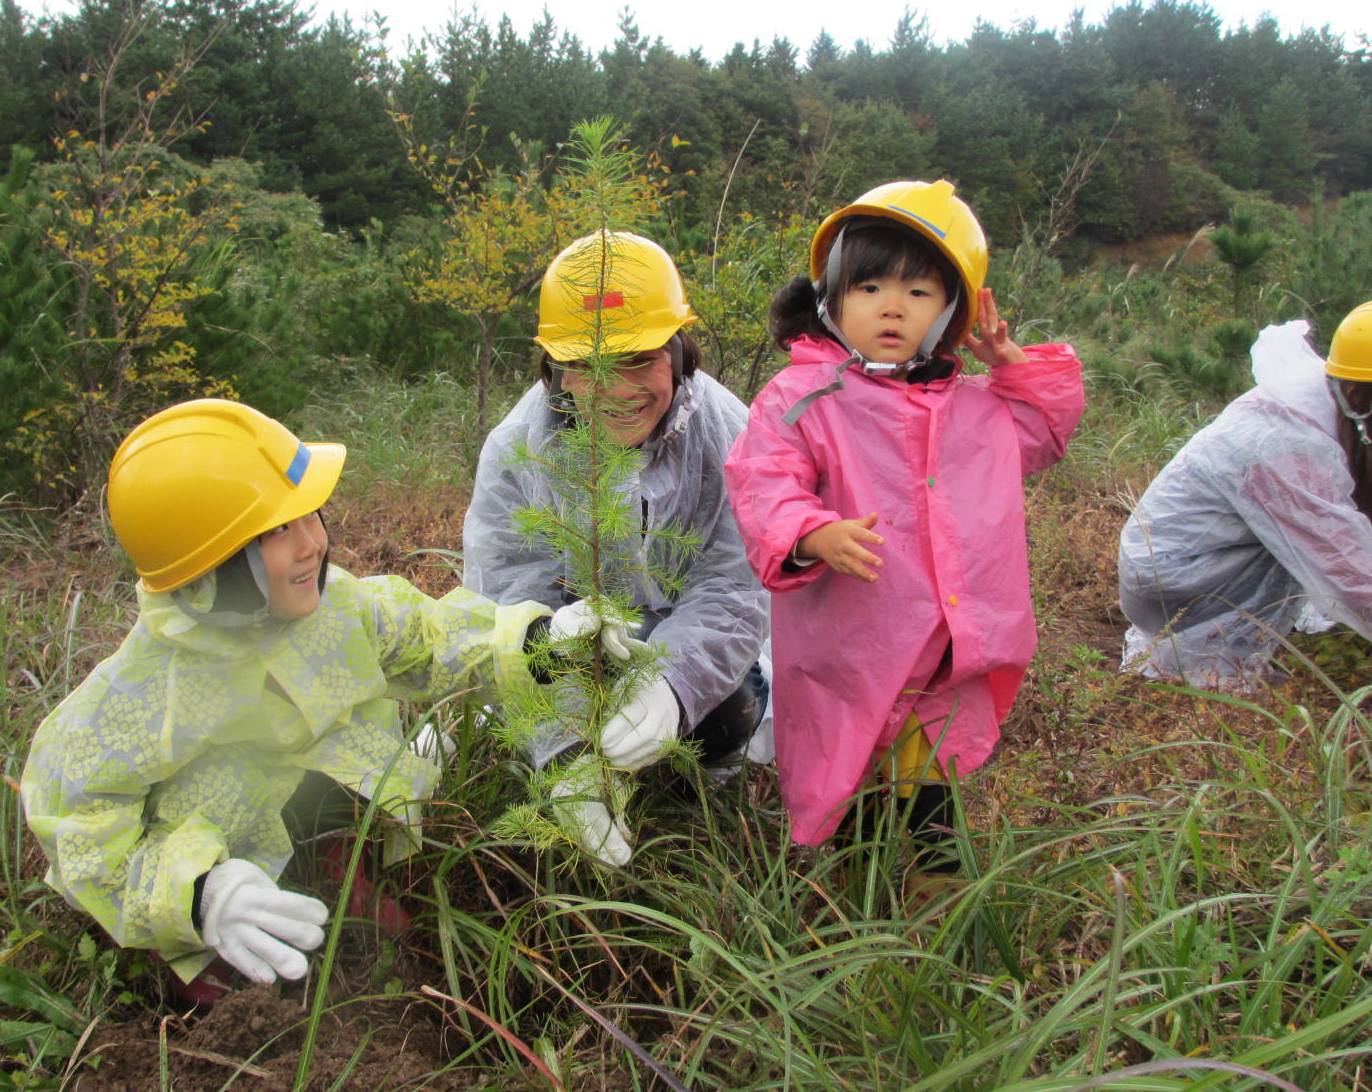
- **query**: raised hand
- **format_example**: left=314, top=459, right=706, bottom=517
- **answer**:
left=964, top=287, right=1028, bottom=368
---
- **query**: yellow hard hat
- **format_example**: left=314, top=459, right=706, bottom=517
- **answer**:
left=535, top=231, right=698, bottom=362
left=810, top=179, right=989, bottom=343
left=108, top=399, right=346, bottom=592
left=1326, top=301, right=1372, bottom=382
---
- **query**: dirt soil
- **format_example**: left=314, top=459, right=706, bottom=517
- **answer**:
left=75, top=980, right=470, bottom=1090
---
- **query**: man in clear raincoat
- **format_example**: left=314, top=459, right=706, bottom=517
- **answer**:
left=1119, top=305, right=1372, bottom=686
left=462, top=233, right=771, bottom=801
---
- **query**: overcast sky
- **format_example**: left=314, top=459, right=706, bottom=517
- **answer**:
left=17, top=0, right=1370, bottom=60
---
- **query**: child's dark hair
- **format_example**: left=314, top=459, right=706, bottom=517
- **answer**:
left=770, top=219, right=963, bottom=352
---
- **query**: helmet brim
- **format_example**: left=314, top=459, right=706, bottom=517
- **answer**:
left=142, top=442, right=347, bottom=593
left=536, top=314, right=698, bottom=363
left=1326, top=360, right=1372, bottom=382
left=267, top=442, right=346, bottom=528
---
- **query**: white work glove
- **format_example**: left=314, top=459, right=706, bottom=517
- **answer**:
left=548, top=599, right=635, bottom=662
left=200, top=859, right=329, bottom=984
left=410, top=721, right=456, bottom=763
left=549, top=755, right=633, bottom=867
left=599, top=675, right=681, bottom=771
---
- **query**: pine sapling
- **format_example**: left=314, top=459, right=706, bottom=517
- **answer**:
left=489, top=119, right=700, bottom=861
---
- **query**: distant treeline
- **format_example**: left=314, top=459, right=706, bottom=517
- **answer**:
left=2, top=0, right=1369, bottom=246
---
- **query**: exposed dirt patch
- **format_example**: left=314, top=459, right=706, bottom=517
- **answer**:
left=2, top=492, right=129, bottom=603
left=1094, top=230, right=1215, bottom=269
left=1025, top=486, right=1130, bottom=660
left=75, top=974, right=475, bottom=1090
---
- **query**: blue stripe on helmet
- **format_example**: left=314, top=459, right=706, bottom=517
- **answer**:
left=890, top=205, right=947, bottom=238
left=285, top=443, right=311, bottom=486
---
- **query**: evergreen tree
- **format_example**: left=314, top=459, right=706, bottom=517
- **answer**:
left=1212, top=106, right=1261, bottom=190
left=491, top=118, right=698, bottom=862
left=805, top=29, right=841, bottom=73
left=262, top=15, right=422, bottom=228
left=1211, top=205, right=1278, bottom=316
left=0, top=0, right=49, bottom=164
left=1257, top=77, right=1317, bottom=202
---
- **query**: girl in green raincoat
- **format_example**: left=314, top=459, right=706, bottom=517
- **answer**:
left=20, top=399, right=554, bottom=1002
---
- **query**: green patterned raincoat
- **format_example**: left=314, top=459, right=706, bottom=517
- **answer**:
left=22, top=567, right=547, bottom=980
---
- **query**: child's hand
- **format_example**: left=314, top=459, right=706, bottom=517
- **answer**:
left=798, top=513, right=885, bottom=582
left=964, top=287, right=1028, bottom=368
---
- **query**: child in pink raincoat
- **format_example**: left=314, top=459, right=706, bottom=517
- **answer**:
left=724, top=180, right=1084, bottom=861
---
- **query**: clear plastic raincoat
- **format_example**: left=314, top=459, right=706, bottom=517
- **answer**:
left=1119, top=321, right=1372, bottom=683
left=21, top=567, right=546, bottom=979
left=725, top=335, right=1084, bottom=845
left=462, top=373, right=769, bottom=731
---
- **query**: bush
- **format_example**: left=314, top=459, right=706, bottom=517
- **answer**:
left=0, top=147, right=71, bottom=497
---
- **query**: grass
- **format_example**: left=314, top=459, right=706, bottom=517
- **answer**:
left=370, top=715, right=1371, bottom=1089
left=3, top=272, right=1372, bottom=1086
left=290, top=360, right=530, bottom=498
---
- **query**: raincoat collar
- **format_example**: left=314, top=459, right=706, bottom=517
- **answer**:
left=138, top=570, right=295, bottom=652
left=789, top=335, right=962, bottom=384
left=782, top=336, right=961, bottom=424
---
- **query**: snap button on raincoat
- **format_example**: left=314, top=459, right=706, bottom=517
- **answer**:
left=463, top=373, right=769, bottom=731
left=21, top=568, right=547, bottom=980
left=1119, top=321, right=1372, bottom=683
left=725, top=335, right=1084, bottom=845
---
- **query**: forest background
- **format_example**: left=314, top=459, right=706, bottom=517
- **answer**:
left=3, top=0, right=1372, bottom=1086
left=3, top=0, right=1372, bottom=497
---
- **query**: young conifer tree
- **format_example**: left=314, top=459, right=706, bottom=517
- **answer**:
left=490, top=118, right=700, bottom=860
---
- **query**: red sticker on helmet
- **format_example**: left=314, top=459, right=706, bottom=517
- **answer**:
left=583, top=292, right=625, bottom=310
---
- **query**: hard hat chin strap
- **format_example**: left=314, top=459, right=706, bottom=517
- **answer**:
left=815, top=224, right=959, bottom=378
left=1330, top=376, right=1372, bottom=445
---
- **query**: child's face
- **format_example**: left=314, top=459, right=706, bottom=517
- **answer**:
left=838, top=272, right=950, bottom=364
left=258, top=512, right=328, bottom=620
left=560, top=348, right=674, bottom=447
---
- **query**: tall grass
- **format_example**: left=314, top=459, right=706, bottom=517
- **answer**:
left=6, top=617, right=1370, bottom=1088
left=290, top=361, right=531, bottom=495
left=367, top=681, right=1371, bottom=1088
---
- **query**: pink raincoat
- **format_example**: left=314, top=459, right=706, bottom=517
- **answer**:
left=725, top=335, right=1084, bottom=844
